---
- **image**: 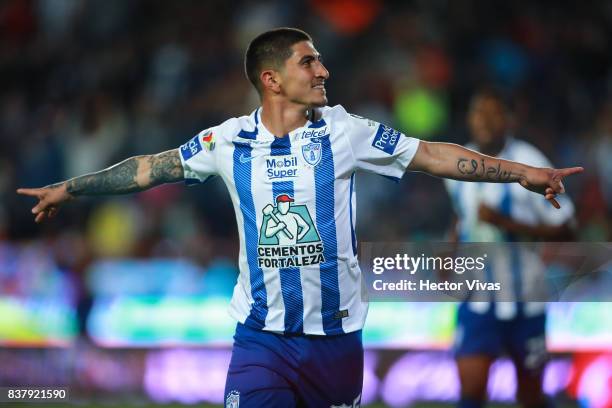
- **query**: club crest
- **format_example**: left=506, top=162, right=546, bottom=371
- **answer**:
left=302, top=141, right=322, bottom=166
left=226, top=390, right=239, bottom=408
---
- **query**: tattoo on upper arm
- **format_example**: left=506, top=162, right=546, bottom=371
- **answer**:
left=148, top=149, right=184, bottom=184
left=66, top=157, right=140, bottom=196
left=456, top=157, right=515, bottom=181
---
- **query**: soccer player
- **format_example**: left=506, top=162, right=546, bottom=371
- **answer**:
left=444, top=89, right=576, bottom=408
left=18, top=28, right=581, bottom=407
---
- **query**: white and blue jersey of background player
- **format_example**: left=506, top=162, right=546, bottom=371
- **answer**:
left=444, top=137, right=575, bottom=367
left=179, top=105, right=419, bottom=407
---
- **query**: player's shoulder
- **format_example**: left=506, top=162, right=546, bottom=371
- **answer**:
left=319, top=104, right=381, bottom=132
left=216, top=116, right=244, bottom=138
left=234, top=110, right=258, bottom=133
left=317, top=104, right=349, bottom=123
left=319, top=104, right=364, bottom=121
left=319, top=104, right=347, bottom=115
left=196, top=112, right=258, bottom=142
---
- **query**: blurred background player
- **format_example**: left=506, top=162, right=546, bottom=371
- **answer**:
left=445, top=89, right=576, bottom=408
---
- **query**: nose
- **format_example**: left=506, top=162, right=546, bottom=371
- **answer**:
left=316, top=61, right=330, bottom=79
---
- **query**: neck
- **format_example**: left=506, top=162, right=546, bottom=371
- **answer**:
left=260, top=97, right=310, bottom=137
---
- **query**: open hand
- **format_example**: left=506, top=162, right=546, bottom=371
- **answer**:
left=518, top=167, right=583, bottom=209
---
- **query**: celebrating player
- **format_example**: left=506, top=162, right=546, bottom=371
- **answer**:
left=445, top=89, right=576, bottom=408
left=18, top=28, right=582, bottom=407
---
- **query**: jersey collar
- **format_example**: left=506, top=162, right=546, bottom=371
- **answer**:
left=244, top=107, right=326, bottom=141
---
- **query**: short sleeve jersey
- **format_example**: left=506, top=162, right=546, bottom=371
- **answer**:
left=179, top=105, right=420, bottom=335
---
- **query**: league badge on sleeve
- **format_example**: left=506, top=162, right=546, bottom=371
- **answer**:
left=180, top=129, right=215, bottom=161
left=201, top=131, right=215, bottom=151
left=302, top=141, right=322, bottom=166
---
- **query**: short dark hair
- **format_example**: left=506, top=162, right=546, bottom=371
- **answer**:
left=245, top=27, right=312, bottom=94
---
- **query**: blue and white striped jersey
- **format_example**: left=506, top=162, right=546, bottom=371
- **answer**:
left=444, top=137, right=575, bottom=318
left=179, top=105, right=420, bottom=335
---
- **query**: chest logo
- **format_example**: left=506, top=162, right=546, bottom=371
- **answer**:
left=257, top=194, right=324, bottom=268
left=302, top=141, right=322, bottom=166
left=239, top=153, right=255, bottom=164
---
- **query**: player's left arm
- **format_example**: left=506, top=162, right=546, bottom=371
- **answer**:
left=408, top=141, right=583, bottom=209
left=17, top=149, right=184, bottom=223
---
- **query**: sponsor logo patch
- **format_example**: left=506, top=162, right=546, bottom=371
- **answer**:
left=298, top=127, right=328, bottom=140
left=372, top=124, right=401, bottom=155
left=258, top=195, right=324, bottom=268
left=266, top=156, right=299, bottom=180
left=180, top=134, right=203, bottom=161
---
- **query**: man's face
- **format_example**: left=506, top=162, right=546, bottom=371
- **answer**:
left=468, top=96, right=508, bottom=146
left=277, top=41, right=329, bottom=107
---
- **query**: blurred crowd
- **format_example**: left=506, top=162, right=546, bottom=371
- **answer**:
left=1, top=0, right=611, bottom=309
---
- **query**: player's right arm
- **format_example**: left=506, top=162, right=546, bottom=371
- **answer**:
left=409, top=141, right=582, bottom=209
left=17, top=149, right=183, bottom=223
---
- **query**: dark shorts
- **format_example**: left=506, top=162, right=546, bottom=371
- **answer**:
left=224, top=323, right=363, bottom=408
left=454, top=303, right=548, bottom=372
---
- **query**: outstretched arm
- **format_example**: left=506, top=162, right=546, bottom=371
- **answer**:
left=408, top=141, right=583, bottom=209
left=17, top=149, right=184, bottom=223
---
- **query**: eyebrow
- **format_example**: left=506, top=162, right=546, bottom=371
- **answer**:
left=298, top=54, right=322, bottom=64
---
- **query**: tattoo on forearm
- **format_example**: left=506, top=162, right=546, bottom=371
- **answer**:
left=148, top=150, right=184, bottom=184
left=66, top=157, right=141, bottom=196
left=46, top=182, right=65, bottom=190
left=62, top=150, right=183, bottom=197
left=456, top=158, right=516, bottom=181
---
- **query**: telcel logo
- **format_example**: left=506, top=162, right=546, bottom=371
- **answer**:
left=299, top=127, right=328, bottom=139
left=266, top=156, right=298, bottom=179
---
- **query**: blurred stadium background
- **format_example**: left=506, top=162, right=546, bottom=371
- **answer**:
left=1, top=0, right=611, bottom=407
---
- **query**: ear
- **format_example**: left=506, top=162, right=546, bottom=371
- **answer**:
left=260, top=69, right=281, bottom=94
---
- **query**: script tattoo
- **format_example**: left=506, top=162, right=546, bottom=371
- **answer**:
left=66, top=157, right=140, bottom=196
left=148, top=150, right=184, bottom=185
left=456, top=158, right=515, bottom=181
